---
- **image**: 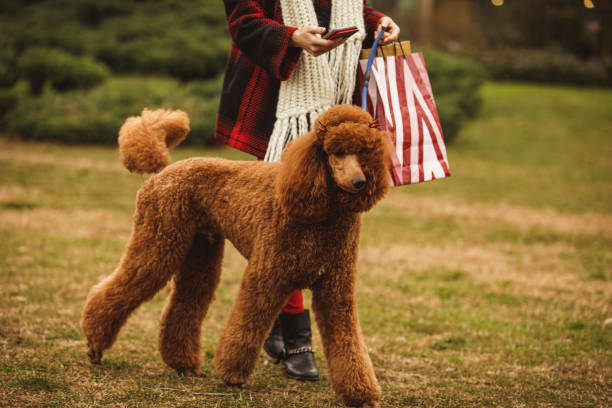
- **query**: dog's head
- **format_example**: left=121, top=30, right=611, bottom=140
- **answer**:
left=275, top=105, right=392, bottom=223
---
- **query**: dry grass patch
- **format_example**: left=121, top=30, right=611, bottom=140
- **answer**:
left=384, top=192, right=612, bottom=239
left=360, top=240, right=610, bottom=310
left=0, top=140, right=125, bottom=174
left=0, top=208, right=132, bottom=239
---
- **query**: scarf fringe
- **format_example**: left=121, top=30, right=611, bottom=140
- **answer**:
left=264, top=107, right=330, bottom=162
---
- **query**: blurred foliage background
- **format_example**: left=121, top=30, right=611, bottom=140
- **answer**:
left=0, top=0, right=609, bottom=146
left=0, top=0, right=228, bottom=145
left=373, top=0, right=611, bottom=85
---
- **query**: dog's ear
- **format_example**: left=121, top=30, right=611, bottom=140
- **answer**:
left=275, top=131, right=329, bottom=223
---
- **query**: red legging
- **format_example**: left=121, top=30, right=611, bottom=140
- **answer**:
left=283, top=290, right=304, bottom=314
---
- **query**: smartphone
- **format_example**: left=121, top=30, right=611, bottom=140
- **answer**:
left=323, top=26, right=359, bottom=40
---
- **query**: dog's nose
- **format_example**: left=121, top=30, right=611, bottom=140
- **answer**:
left=352, top=177, right=367, bottom=190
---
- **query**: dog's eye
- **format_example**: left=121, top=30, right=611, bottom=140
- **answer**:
left=334, top=151, right=346, bottom=158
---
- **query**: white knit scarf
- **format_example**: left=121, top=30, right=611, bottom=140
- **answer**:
left=264, top=0, right=365, bottom=162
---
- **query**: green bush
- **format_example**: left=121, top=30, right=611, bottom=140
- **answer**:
left=0, top=43, right=22, bottom=121
left=0, top=88, right=19, bottom=120
left=0, top=48, right=18, bottom=88
left=422, top=49, right=488, bottom=143
left=2, top=0, right=230, bottom=81
left=6, top=76, right=221, bottom=145
left=17, top=47, right=109, bottom=94
left=91, top=1, right=229, bottom=79
left=94, top=32, right=229, bottom=80
left=478, top=49, right=610, bottom=87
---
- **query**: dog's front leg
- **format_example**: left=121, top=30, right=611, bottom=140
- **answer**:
left=312, top=268, right=381, bottom=408
left=214, top=263, right=291, bottom=386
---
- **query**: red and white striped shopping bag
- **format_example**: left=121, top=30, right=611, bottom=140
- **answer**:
left=359, top=43, right=450, bottom=186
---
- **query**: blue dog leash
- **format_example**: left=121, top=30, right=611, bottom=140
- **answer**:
left=361, top=28, right=387, bottom=111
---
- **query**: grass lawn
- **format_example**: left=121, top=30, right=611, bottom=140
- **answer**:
left=0, top=82, right=610, bottom=407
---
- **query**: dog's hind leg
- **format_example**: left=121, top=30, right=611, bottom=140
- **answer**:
left=158, top=233, right=224, bottom=377
left=80, top=218, right=196, bottom=364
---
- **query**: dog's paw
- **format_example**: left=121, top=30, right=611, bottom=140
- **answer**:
left=217, top=369, right=247, bottom=388
left=87, top=345, right=102, bottom=365
left=176, top=367, right=206, bottom=378
left=361, top=401, right=380, bottom=408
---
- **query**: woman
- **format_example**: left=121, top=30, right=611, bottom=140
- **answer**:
left=216, top=0, right=399, bottom=381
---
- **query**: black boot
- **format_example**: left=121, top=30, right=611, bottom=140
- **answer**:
left=279, top=310, right=319, bottom=381
left=263, top=317, right=284, bottom=361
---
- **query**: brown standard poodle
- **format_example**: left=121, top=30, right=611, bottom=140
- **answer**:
left=81, top=104, right=392, bottom=407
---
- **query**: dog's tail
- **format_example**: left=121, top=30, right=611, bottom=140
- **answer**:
left=118, top=108, right=190, bottom=174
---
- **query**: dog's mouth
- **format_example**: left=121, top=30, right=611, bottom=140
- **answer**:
left=338, top=184, right=361, bottom=194
left=336, top=176, right=367, bottom=194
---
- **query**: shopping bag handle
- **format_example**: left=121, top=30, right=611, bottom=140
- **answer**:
left=361, top=28, right=388, bottom=111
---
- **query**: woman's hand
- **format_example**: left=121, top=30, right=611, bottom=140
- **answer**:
left=290, top=26, right=347, bottom=57
left=374, top=16, right=400, bottom=46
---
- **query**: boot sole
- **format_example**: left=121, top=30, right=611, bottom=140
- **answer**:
left=284, top=371, right=319, bottom=381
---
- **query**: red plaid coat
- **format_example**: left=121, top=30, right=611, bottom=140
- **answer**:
left=216, top=0, right=386, bottom=159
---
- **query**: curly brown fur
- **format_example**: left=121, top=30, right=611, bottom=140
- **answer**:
left=118, top=109, right=189, bottom=174
left=81, top=105, right=391, bottom=407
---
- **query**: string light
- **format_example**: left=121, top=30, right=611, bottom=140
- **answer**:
left=491, top=0, right=504, bottom=6
left=584, top=0, right=594, bottom=8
